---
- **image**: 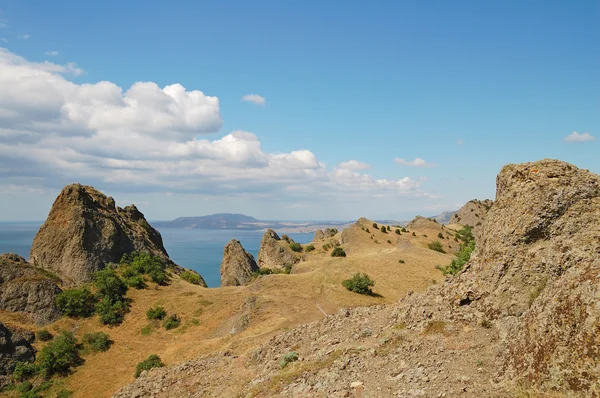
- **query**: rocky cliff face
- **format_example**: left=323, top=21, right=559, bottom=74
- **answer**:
left=220, top=240, right=259, bottom=287
left=257, top=229, right=301, bottom=270
left=0, top=253, right=62, bottom=325
left=448, top=199, right=493, bottom=231
left=29, top=184, right=172, bottom=285
left=0, top=322, right=35, bottom=387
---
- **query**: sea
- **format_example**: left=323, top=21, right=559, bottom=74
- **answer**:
left=0, top=222, right=314, bottom=287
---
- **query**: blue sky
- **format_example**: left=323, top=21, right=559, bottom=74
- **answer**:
left=0, top=0, right=598, bottom=221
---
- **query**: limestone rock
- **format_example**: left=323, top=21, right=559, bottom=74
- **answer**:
left=0, top=253, right=62, bottom=325
left=0, top=322, right=35, bottom=385
left=30, top=184, right=173, bottom=285
left=257, top=229, right=301, bottom=270
left=448, top=199, right=493, bottom=232
left=220, top=240, right=259, bottom=287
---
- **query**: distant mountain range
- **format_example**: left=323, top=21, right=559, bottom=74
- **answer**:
left=153, top=210, right=458, bottom=233
left=153, top=213, right=352, bottom=233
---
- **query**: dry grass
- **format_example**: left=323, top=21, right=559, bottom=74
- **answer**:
left=2, top=217, right=460, bottom=397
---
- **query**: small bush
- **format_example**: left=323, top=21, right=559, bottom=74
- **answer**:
left=401, top=227, right=408, bottom=232
left=395, top=229, right=401, bottom=235
left=386, top=226, right=391, bottom=231
left=94, top=268, right=127, bottom=301
left=305, top=244, right=315, bottom=252
left=17, top=381, right=33, bottom=393
left=427, top=241, right=445, bottom=253
left=289, top=242, right=303, bottom=252
left=180, top=270, right=202, bottom=285
left=135, top=355, right=164, bottom=378
left=412, top=232, right=416, bottom=236
left=36, top=329, right=53, bottom=342
left=124, top=275, right=146, bottom=289
left=365, top=228, right=370, bottom=233
left=283, top=264, right=293, bottom=274
left=37, top=331, right=81, bottom=378
left=55, top=390, right=74, bottom=398
left=120, top=251, right=168, bottom=286
left=342, top=273, right=375, bottom=295
left=96, top=296, right=129, bottom=326
left=372, top=223, right=378, bottom=228
left=331, top=247, right=346, bottom=257
left=56, top=288, right=95, bottom=318
left=12, top=362, right=39, bottom=381
left=438, top=232, right=444, bottom=239
left=163, top=314, right=180, bottom=330
left=322, top=243, right=331, bottom=250
left=82, top=332, right=112, bottom=353
left=387, top=240, right=391, bottom=244
left=146, top=306, right=167, bottom=320
left=398, top=259, right=405, bottom=264
left=380, top=226, right=387, bottom=233
left=438, top=239, right=474, bottom=276
left=422, top=234, right=428, bottom=237
left=280, top=352, right=299, bottom=369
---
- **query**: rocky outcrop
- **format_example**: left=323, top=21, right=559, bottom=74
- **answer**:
left=30, top=184, right=176, bottom=286
left=400, top=159, right=600, bottom=394
left=312, top=230, right=325, bottom=241
left=312, top=228, right=338, bottom=242
left=0, top=253, right=62, bottom=325
left=405, top=215, right=439, bottom=229
left=220, top=240, right=259, bottom=287
left=0, top=322, right=35, bottom=386
left=257, top=229, right=300, bottom=270
left=448, top=199, right=493, bottom=231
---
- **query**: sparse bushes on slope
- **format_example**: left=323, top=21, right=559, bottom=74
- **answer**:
left=280, top=352, right=299, bottom=369
left=135, top=355, right=164, bottom=378
left=36, top=331, right=81, bottom=378
left=289, top=242, right=303, bottom=252
left=146, top=306, right=167, bottom=320
left=305, top=244, right=315, bottom=252
left=438, top=232, right=444, bottom=239
left=82, top=332, right=113, bottom=353
left=36, top=330, right=53, bottom=342
left=163, top=314, right=180, bottom=330
left=180, top=270, right=202, bottom=285
left=380, top=226, right=387, bottom=233
left=372, top=223, right=378, bottom=229
left=55, top=288, right=95, bottom=318
left=395, top=229, right=401, bottom=235
left=331, top=247, right=346, bottom=257
left=120, top=251, right=168, bottom=285
left=427, top=241, right=445, bottom=253
left=438, top=226, right=476, bottom=276
left=342, top=273, right=375, bottom=295
left=12, top=362, right=39, bottom=382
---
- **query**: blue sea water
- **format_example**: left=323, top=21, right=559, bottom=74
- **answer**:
left=0, top=222, right=313, bottom=287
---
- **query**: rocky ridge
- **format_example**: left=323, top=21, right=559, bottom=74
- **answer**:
left=220, top=239, right=259, bottom=287
left=114, top=159, right=600, bottom=397
left=448, top=199, right=493, bottom=231
left=29, top=183, right=191, bottom=286
left=0, top=253, right=62, bottom=325
left=257, top=229, right=301, bottom=270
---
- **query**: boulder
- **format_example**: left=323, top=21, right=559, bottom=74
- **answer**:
left=30, top=184, right=175, bottom=285
left=0, top=253, right=62, bottom=325
left=0, top=322, right=35, bottom=386
left=220, top=240, right=259, bottom=287
left=257, top=229, right=301, bottom=270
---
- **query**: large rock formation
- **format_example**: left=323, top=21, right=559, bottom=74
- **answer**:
left=0, top=322, right=35, bottom=387
left=257, top=229, right=301, bottom=270
left=312, top=228, right=338, bottom=242
left=0, top=253, right=62, bottom=325
left=220, top=240, right=259, bottom=287
left=30, top=184, right=174, bottom=285
left=401, top=159, right=600, bottom=394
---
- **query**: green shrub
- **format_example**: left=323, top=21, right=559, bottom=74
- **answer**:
left=387, top=240, right=391, bottom=244
left=427, top=241, right=445, bottom=253
left=120, top=251, right=168, bottom=286
left=94, top=268, right=127, bottom=302
left=342, top=273, right=375, bottom=295
left=36, top=331, right=81, bottom=378
left=438, top=232, right=444, bottom=239
left=305, top=244, right=315, bottom=252
left=146, top=306, right=167, bottom=320
left=322, top=243, right=331, bottom=250
left=163, top=314, right=180, bottom=330
left=12, top=362, right=39, bottom=381
left=401, top=227, right=408, bottom=232
left=289, top=242, right=303, bottom=252
left=437, top=240, right=475, bottom=276
left=283, top=264, right=293, bottom=274
left=395, top=229, right=401, bottom=235
left=331, top=247, right=346, bottom=257
left=386, top=226, right=391, bottom=231
left=372, top=223, right=378, bottom=228
left=280, top=352, right=299, bottom=369
left=365, top=228, right=370, bottom=233
left=55, top=288, right=95, bottom=318
left=398, top=259, right=405, bottom=264
left=135, top=355, right=164, bottom=378
left=96, top=296, right=129, bottom=326
left=82, top=332, right=112, bottom=353
left=422, top=234, right=428, bottom=237
left=36, top=329, right=53, bottom=342
left=17, top=381, right=33, bottom=393
left=124, top=275, right=146, bottom=289
left=380, top=226, right=387, bottom=233
left=412, top=232, right=416, bottom=236
left=180, top=270, right=202, bottom=285
left=455, top=226, right=474, bottom=243
left=55, top=390, right=74, bottom=398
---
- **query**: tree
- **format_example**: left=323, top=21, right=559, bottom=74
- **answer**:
left=380, top=225, right=387, bottom=233
left=56, top=288, right=95, bottom=318
left=37, top=331, right=81, bottom=378
left=342, top=273, right=375, bottom=295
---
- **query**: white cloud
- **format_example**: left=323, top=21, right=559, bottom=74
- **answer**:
left=18, top=34, right=30, bottom=40
left=0, top=48, right=432, bottom=207
left=394, top=157, right=436, bottom=167
left=338, top=160, right=370, bottom=171
left=242, top=94, right=266, bottom=105
left=564, top=131, right=595, bottom=143
left=45, top=51, right=59, bottom=56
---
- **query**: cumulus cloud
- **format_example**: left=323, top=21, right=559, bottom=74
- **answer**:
left=18, top=33, right=30, bottom=40
left=45, top=50, right=59, bottom=56
left=394, top=157, right=436, bottom=167
left=0, top=48, right=431, bottom=206
left=564, top=131, right=595, bottom=143
left=242, top=94, right=266, bottom=105
left=338, top=160, right=370, bottom=170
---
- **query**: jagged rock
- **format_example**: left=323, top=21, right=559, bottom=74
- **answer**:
left=220, top=240, right=259, bottom=287
left=448, top=199, right=493, bottom=232
left=312, top=230, right=325, bottom=242
left=0, top=253, right=62, bottom=325
left=401, top=159, right=600, bottom=394
left=0, top=322, right=35, bottom=386
left=257, top=229, right=301, bottom=270
left=312, top=228, right=338, bottom=242
left=30, top=184, right=178, bottom=285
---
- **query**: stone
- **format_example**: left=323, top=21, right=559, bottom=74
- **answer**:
left=220, top=239, right=259, bottom=287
